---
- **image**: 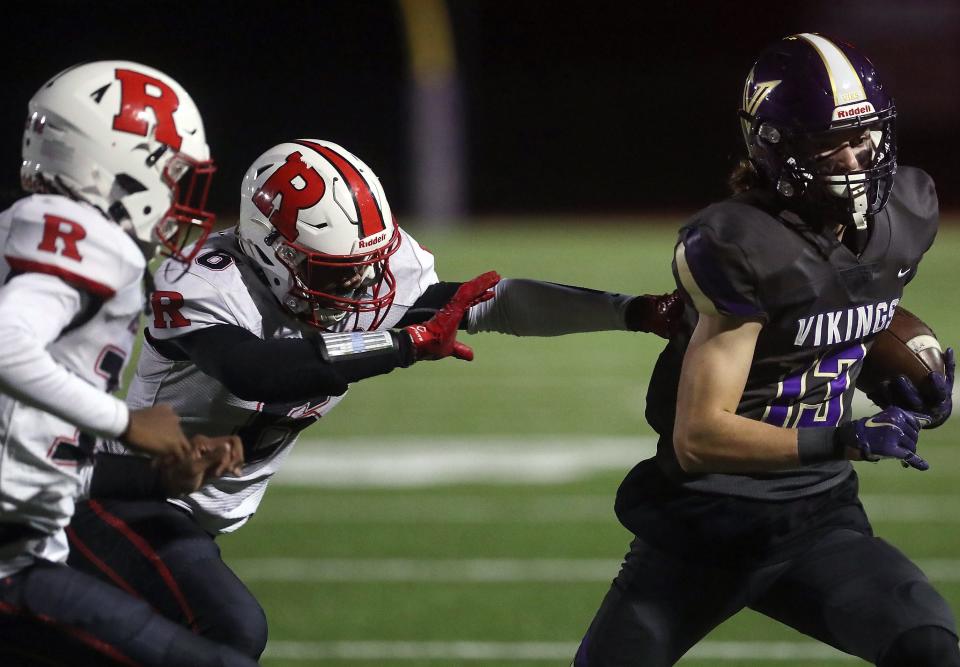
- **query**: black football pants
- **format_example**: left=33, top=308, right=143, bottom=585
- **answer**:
left=574, top=464, right=959, bottom=666
left=0, top=558, right=259, bottom=667
left=66, top=498, right=268, bottom=659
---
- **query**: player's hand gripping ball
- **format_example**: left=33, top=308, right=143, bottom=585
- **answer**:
left=857, top=308, right=953, bottom=428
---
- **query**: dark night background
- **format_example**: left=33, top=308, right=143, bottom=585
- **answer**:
left=2, top=0, right=957, bottom=219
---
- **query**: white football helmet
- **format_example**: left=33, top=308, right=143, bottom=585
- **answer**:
left=21, top=61, right=216, bottom=261
left=237, top=139, right=400, bottom=329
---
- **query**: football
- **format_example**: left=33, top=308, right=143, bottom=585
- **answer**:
left=857, top=307, right=945, bottom=398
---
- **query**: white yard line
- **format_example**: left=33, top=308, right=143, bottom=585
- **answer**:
left=274, top=437, right=656, bottom=487
left=264, top=639, right=859, bottom=661
left=859, top=494, right=960, bottom=522
left=262, top=492, right=960, bottom=524
left=277, top=428, right=960, bottom=489
left=232, top=558, right=618, bottom=582
left=230, top=557, right=960, bottom=584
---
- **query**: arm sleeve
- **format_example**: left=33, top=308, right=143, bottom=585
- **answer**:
left=672, top=225, right=767, bottom=321
left=83, top=453, right=165, bottom=500
left=0, top=273, right=129, bottom=437
left=164, top=324, right=413, bottom=403
left=465, top=278, right=634, bottom=336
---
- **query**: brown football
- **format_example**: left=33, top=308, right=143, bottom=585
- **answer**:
left=857, top=307, right=945, bottom=397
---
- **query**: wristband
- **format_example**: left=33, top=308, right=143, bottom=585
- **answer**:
left=797, top=427, right=845, bottom=464
left=317, top=330, right=396, bottom=361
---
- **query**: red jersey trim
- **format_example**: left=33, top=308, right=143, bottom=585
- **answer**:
left=5, top=257, right=117, bottom=299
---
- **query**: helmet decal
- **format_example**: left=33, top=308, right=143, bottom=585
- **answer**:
left=743, top=78, right=782, bottom=119
left=792, top=33, right=866, bottom=106
left=111, top=69, right=183, bottom=150
left=296, top=139, right=386, bottom=238
left=252, top=151, right=326, bottom=241
left=22, top=61, right=215, bottom=261
left=742, top=75, right=781, bottom=137
left=237, top=139, right=399, bottom=329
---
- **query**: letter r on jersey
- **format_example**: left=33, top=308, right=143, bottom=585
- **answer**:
left=38, top=214, right=86, bottom=261
left=151, top=290, right=191, bottom=329
left=112, top=68, right=183, bottom=151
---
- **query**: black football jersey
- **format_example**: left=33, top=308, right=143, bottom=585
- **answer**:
left=642, top=166, right=938, bottom=500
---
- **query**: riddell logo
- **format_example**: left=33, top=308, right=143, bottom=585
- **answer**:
left=358, top=232, right=386, bottom=249
left=833, top=102, right=875, bottom=121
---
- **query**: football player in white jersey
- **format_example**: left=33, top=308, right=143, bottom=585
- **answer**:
left=66, top=139, right=682, bottom=658
left=0, top=62, right=259, bottom=666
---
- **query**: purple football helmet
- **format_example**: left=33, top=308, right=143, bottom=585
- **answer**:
left=739, top=33, right=896, bottom=230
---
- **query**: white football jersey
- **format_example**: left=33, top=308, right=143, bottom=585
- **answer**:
left=0, top=194, right=144, bottom=576
left=125, top=227, right=437, bottom=533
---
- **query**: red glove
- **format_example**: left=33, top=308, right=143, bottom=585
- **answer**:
left=624, top=290, right=685, bottom=339
left=404, top=271, right=501, bottom=361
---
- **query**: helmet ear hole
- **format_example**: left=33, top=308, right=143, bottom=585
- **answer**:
left=758, top=123, right=781, bottom=145
left=114, top=173, right=147, bottom=194
left=777, top=179, right=796, bottom=197
left=254, top=244, right=274, bottom=266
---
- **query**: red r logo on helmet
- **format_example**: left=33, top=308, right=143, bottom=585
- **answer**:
left=252, top=152, right=326, bottom=241
left=112, top=69, right=183, bottom=151
left=297, top=140, right=387, bottom=238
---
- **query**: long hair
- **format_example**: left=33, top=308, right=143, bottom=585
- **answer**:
left=728, top=158, right=763, bottom=194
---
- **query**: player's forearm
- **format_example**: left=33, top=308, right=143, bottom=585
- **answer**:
left=673, top=312, right=804, bottom=472
left=466, top=278, right=634, bottom=336
left=0, top=275, right=129, bottom=438
left=81, top=453, right=166, bottom=500
left=0, top=334, right=129, bottom=438
left=174, top=324, right=413, bottom=403
left=673, top=411, right=801, bottom=472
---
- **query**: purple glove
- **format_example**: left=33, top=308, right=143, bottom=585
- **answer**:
left=836, top=407, right=928, bottom=471
left=868, top=348, right=954, bottom=429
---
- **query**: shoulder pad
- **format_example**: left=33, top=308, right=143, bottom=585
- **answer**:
left=890, top=165, right=938, bottom=225
left=885, top=165, right=939, bottom=266
left=391, top=228, right=439, bottom=307
left=673, top=207, right=768, bottom=320
left=4, top=195, right=144, bottom=298
left=149, top=236, right=261, bottom=339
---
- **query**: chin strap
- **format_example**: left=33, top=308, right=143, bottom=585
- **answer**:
left=851, top=210, right=868, bottom=230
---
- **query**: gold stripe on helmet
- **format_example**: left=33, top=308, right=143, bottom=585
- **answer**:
left=793, top=33, right=866, bottom=107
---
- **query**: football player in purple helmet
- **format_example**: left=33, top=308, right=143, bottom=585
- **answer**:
left=574, top=33, right=957, bottom=667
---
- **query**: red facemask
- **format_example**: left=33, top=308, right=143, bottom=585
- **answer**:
left=274, top=225, right=402, bottom=329
left=155, top=152, right=216, bottom=263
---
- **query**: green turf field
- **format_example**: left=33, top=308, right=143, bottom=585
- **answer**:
left=204, top=218, right=960, bottom=667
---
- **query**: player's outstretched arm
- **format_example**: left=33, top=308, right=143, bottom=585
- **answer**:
left=403, top=271, right=500, bottom=361
left=160, top=272, right=500, bottom=405
left=458, top=279, right=682, bottom=339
